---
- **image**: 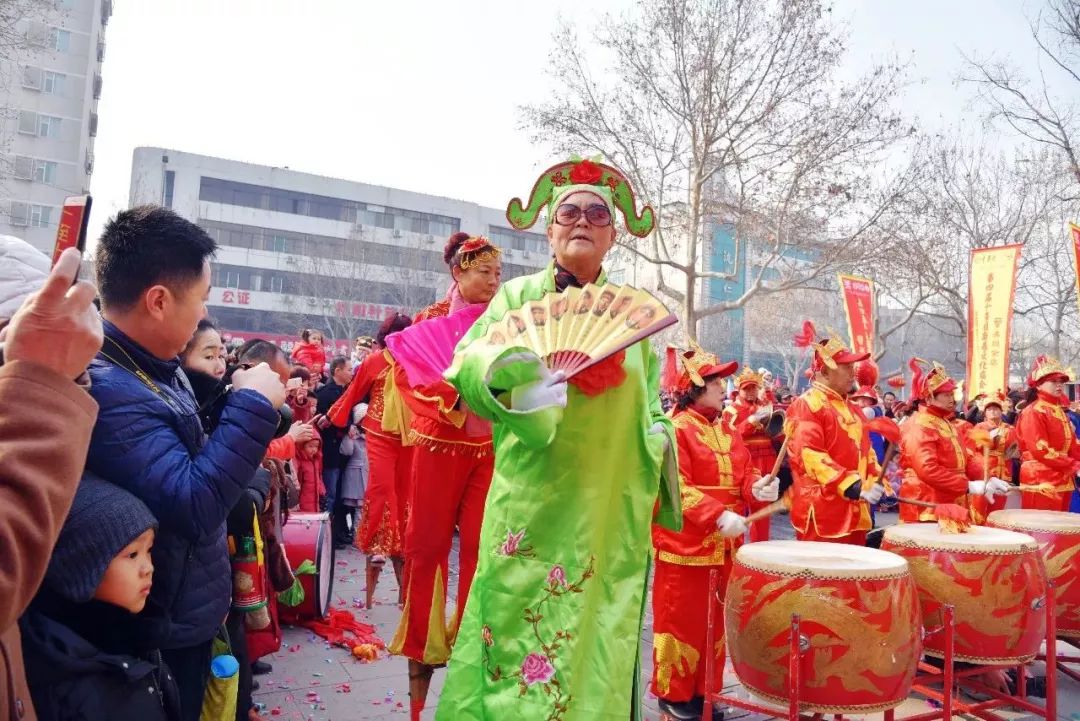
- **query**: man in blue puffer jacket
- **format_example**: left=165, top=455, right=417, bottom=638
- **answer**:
left=86, top=206, right=287, bottom=721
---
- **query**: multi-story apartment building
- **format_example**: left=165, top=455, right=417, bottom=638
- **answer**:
left=128, top=147, right=550, bottom=353
left=1, top=0, right=110, bottom=253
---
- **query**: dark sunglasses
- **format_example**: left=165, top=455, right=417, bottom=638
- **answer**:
left=554, top=203, right=612, bottom=227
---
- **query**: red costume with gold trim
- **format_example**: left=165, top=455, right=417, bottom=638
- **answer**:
left=1017, top=356, right=1080, bottom=511
left=652, top=344, right=751, bottom=707
left=391, top=237, right=499, bottom=666
left=965, top=392, right=1017, bottom=520
left=722, top=367, right=776, bottom=542
left=786, top=321, right=876, bottom=545
left=329, top=348, right=413, bottom=556
left=897, top=359, right=983, bottom=523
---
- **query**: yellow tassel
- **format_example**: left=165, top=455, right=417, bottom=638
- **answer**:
left=380, top=360, right=413, bottom=439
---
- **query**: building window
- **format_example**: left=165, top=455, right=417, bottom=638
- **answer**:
left=33, top=160, right=57, bottom=184
left=269, top=276, right=283, bottom=293
left=163, top=170, right=175, bottom=208
left=268, top=235, right=287, bottom=252
left=250, top=274, right=262, bottom=292
left=50, top=28, right=70, bottom=52
left=42, top=71, right=65, bottom=95
left=225, top=271, right=240, bottom=288
left=29, top=204, right=52, bottom=227
left=38, top=115, right=61, bottom=138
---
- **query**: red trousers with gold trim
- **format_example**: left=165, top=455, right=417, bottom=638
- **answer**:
left=795, top=527, right=868, bottom=546
left=651, top=559, right=730, bottom=702
left=746, top=442, right=777, bottom=543
left=356, top=431, right=413, bottom=557
left=390, top=444, right=493, bottom=664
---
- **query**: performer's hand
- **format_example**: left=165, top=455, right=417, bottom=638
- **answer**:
left=984, top=477, right=1011, bottom=500
left=648, top=421, right=671, bottom=453
left=860, top=484, right=885, bottom=505
left=751, top=474, right=780, bottom=502
left=510, top=368, right=568, bottom=412
left=717, top=510, right=748, bottom=538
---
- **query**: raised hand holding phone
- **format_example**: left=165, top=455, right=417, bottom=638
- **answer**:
left=51, top=195, right=92, bottom=274
left=6, top=247, right=102, bottom=378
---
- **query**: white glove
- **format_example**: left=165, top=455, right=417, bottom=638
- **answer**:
left=648, top=421, right=671, bottom=453
left=717, top=510, right=749, bottom=538
left=751, top=474, right=780, bottom=502
left=749, top=407, right=771, bottom=425
left=860, top=484, right=885, bottom=504
left=970, top=477, right=1011, bottom=500
left=510, top=368, right=568, bottom=412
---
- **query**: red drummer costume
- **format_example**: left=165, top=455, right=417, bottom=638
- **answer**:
left=652, top=344, right=763, bottom=721
left=390, top=240, right=500, bottom=670
left=1017, top=355, right=1080, bottom=511
left=784, top=323, right=881, bottom=545
left=965, top=391, right=1017, bottom=521
left=897, top=359, right=1007, bottom=523
left=723, top=367, right=778, bottom=542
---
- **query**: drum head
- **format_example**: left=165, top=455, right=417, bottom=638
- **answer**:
left=883, top=523, right=1038, bottom=553
left=988, top=509, right=1080, bottom=535
left=316, top=517, right=334, bottom=618
left=734, top=540, right=908, bottom=579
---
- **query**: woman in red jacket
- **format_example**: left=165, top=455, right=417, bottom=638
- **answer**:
left=1017, top=355, right=1080, bottom=511
left=327, top=314, right=413, bottom=606
left=389, top=234, right=501, bottom=717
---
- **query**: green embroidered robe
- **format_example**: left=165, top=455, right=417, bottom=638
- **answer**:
left=435, top=264, right=681, bottom=721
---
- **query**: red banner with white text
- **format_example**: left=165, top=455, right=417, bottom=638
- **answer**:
left=838, top=274, right=874, bottom=356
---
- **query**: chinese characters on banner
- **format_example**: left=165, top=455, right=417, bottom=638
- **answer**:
left=837, top=274, right=874, bottom=355
left=966, top=245, right=1022, bottom=402
left=1071, top=223, right=1080, bottom=320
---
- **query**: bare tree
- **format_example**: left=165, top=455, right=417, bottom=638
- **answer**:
left=962, top=0, right=1080, bottom=197
left=283, top=228, right=439, bottom=343
left=875, top=137, right=1054, bottom=342
left=522, top=0, right=921, bottom=339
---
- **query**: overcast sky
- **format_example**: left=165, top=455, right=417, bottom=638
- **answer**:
left=87, top=0, right=1052, bottom=242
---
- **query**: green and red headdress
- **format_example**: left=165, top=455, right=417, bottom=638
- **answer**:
left=506, top=156, right=655, bottom=238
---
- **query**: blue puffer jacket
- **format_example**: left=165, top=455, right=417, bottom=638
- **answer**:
left=87, top=321, right=279, bottom=649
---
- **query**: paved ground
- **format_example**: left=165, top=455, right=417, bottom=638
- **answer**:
left=254, top=513, right=1080, bottom=720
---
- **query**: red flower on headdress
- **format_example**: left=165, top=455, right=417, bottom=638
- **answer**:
left=459, top=236, right=491, bottom=254
left=568, top=159, right=603, bottom=185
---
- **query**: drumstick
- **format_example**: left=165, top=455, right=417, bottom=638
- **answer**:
left=742, top=438, right=792, bottom=525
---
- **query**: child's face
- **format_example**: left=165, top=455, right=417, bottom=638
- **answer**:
left=94, top=528, right=155, bottom=614
left=302, top=440, right=320, bottom=457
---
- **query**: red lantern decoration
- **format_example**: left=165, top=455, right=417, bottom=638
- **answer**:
left=854, top=359, right=879, bottom=388
left=886, top=375, right=905, bottom=389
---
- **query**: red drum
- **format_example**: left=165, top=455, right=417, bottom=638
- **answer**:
left=280, top=512, right=335, bottom=622
left=881, top=524, right=1047, bottom=664
left=725, top=541, right=920, bottom=713
left=988, top=509, right=1080, bottom=639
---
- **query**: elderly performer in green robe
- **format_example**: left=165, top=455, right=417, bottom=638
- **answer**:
left=435, top=157, right=681, bottom=721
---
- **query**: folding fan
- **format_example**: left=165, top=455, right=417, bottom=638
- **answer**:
left=478, top=283, right=677, bottom=378
left=386, top=303, right=485, bottom=387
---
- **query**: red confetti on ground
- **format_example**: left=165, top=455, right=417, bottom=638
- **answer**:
left=270, top=708, right=282, bottom=716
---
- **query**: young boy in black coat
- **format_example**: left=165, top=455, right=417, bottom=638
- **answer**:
left=20, top=475, right=182, bottom=721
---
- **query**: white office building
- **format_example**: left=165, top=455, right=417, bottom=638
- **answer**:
left=128, top=147, right=550, bottom=350
left=1, top=0, right=110, bottom=253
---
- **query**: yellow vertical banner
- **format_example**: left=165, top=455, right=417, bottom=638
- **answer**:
left=837, top=274, right=874, bottom=356
left=966, top=245, right=1022, bottom=401
left=1071, top=223, right=1080, bottom=320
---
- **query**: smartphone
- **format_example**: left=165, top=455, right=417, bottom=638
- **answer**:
left=51, top=194, right=92, bottom=269
left=286, top=377, right=303, bottom=390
